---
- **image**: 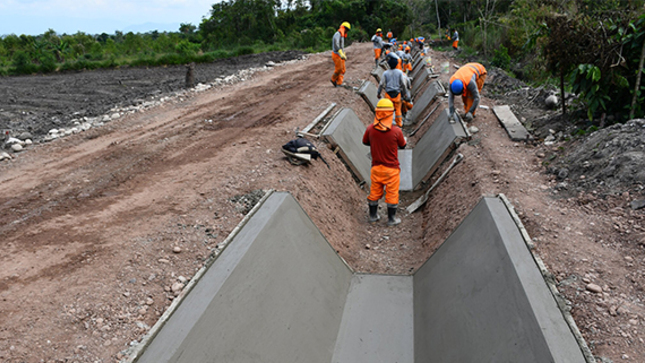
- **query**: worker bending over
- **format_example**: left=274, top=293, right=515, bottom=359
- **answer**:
left=378, top=56, right=411, bottom=127
left=449, top=62, right=487, bottom=122
left=363, top=99, right=406, bottom=226
left=331, top=22, right=351, bottom=87
left=371, top=28, right=384, bottom=68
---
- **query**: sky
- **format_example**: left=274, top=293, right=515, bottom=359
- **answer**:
left=0, top=0, right=219, bottom=36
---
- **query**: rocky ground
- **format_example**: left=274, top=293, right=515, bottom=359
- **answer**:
left=0, top=43, right=644, bottom=362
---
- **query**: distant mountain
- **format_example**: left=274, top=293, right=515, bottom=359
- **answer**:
left=121, top=22, right=181, bottom=34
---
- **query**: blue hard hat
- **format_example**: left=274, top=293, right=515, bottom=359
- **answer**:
left=451, top=79, right=464, bottom=95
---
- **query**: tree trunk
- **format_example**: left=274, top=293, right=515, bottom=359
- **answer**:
left=630, top=36, right=645, bottom=120
left=560, top=69, right=566, bottom=115
left=435, top=0, right=441, bottom=34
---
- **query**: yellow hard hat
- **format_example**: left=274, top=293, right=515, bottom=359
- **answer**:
left=376, top=28, right=382, bottom=33
left=376, top=98, right=394, bottom=110
left=341, top=22, right=351, bottom=30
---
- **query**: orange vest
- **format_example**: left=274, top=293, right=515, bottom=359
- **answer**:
left=449, top=63, right=486, bottom=96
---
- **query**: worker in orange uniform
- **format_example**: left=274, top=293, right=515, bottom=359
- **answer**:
left=402, top=46, right=413, bottom=74
left=331, top=22, right=351, bottom=87
left=363, top=98, right=407, bottom=226
left=371, top=28, right=384, bottom=68
left=387, top=30, right=393, bottom=42
left=448, top=62, right=487, bottom=122
left=451, top=28, right=459, bottom=49
left=378, top=55, right=410, bottom=127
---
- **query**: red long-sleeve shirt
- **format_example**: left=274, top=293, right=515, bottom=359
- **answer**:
left=362, top=124, right=406, bottom=169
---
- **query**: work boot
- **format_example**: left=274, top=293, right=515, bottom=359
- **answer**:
left=368, top=202, right=380, bottom=223
left=331, top=80, right=337, bottom=87
left=387, top=206, right=401, bottom=226
left=375, top=59, right=379, bottom=68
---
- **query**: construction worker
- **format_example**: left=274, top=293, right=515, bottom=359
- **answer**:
left=449, top=62, right=487, bottom=122
left=395, top=46, right=406, bottom=71
left=387, top=30, right=393, bottom=42
left=378, top=55, right=411, bottom=127
left=402, top=46, right=413, bottom=74
left=363, top=98, right=406, bottom=226
left=451, top=28, right=459, bottom=49
left=371, top=28, right=384, bottom=67
left=331, top=21, right=351, bottom=87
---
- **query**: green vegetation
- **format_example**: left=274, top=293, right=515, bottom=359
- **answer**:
left=408, top=0, right=645, bottom=122
left=0, top=0, right=410, bottom=76
left=3, top=0, right=645, bottom=123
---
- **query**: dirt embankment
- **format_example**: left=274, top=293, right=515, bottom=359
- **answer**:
left=0, top=43, right=643, bottom=363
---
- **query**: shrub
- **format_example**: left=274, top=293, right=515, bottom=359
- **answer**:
left=492, top=45, right=511, bottom=69
left=234, top=46, right=254, bottom=57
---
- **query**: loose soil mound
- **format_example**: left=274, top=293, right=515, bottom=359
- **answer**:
left=549, top=119, right=645, bottom=196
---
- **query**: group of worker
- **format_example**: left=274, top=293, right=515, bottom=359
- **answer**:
left=328, top=22, right=486, bottom=227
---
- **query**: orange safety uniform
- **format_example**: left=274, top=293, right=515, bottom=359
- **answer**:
left=401, top=99, right=413, bottom=115
left=362, top=106, right=406, bottom=205
left=449, top=62, right=487, bottom=115
left=384, top=92, right=403, bottom=127
left=374, top=48, right=382, bottom=61
left=331, top=26, right=348, bottom=86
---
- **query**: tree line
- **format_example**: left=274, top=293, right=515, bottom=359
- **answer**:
left=2, top=0, right=645, bottom=122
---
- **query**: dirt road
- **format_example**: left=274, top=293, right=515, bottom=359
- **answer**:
left=1, top=43, right=643, bottom=362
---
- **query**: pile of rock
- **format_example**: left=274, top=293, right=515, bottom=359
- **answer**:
left=2, top=131, right=33, bottom=158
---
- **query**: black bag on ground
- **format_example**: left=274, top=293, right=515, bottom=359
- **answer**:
left=282, top=137, right=329, bottom=168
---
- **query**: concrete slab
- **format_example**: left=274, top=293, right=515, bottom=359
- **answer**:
left=319, top=106, right=464, bottom=191
left=371, top=67, right=384, bottom=83
left=134, top=192, right=354, bottom=363
left=411, top=68, right=431, bottom=96
left=131, top=194, right=588, bottom=363
left=413, top=197, right=586, bottom=363
left=358, top=81, right=379, bottom=112
left=410, top=109, right=467, bottom=188
left=409, top=58, right=426, bottom=80
left=321, top=108, right=372, bottom=185
left=332, top=275, right=414, bottom=363
left=407, top=81, right=443, bottom=123
left=493, top=105, right=532, bottom=141
left=398, top=149, right=414, bottom=191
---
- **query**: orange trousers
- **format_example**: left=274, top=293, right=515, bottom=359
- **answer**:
left=384, top=93, right=403, bottom=127
left=462, top=74, right=487, bottom=115
left=401, top=99, right=413, bottom=115
left=331, top=52, right=346, bottom=85
left=368, top=165, right=400, bottom=205
left=405, top=62, right=412, bottom=73
left=452, top=40, right=459, bottom=49
left=374, top=48, right=382, bottom=61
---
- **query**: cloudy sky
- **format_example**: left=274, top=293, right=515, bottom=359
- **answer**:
left=0, top=0, right=217, bottom=36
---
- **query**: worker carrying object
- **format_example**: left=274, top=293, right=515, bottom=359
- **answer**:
left=331, top=21, right=351, bottom=87
left=371, top=28, right=384, bottom=68
left=362, top=98, right=406, bottom=226
left=449, top=62, right=487, bottom=122
left=451, top=28, right=459, bottom=49
left=378, top=55, right=411, bottom=127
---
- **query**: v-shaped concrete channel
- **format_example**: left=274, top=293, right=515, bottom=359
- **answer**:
left=127, top=192, right=588, bottom=363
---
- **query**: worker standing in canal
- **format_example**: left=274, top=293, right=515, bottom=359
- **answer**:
left=448, top=62, right=487, bottom=122
left=378, top=55, right=411, bottom=127
left=331, top=22, right=351, bottom=87
left=363, top=98, right=406, bottom=226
